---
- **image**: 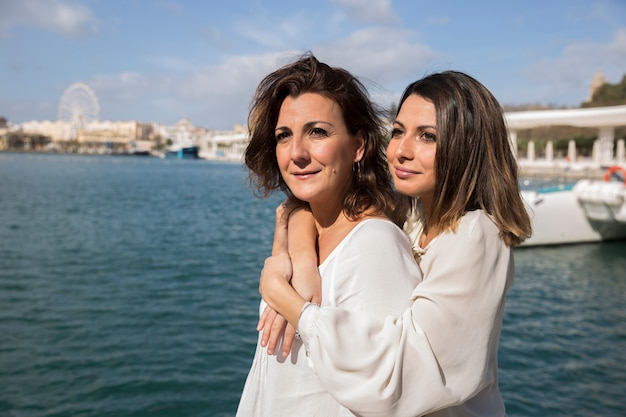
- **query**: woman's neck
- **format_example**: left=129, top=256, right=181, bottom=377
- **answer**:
left=417, top=199, right=437, bottom=248
left=310, top=200, right=386, bottom=263
left=315, top=210, right=352, bottom=264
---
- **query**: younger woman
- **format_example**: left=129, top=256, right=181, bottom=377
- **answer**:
left=259, top=71, right=532, bottom=416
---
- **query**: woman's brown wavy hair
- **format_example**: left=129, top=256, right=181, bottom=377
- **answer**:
left=245, top=52, right=396, bottom=220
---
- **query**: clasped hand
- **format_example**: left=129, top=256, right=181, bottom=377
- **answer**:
left=257, top=253, right=295, bottom=355
left=257, top=200, right=321, bottom=356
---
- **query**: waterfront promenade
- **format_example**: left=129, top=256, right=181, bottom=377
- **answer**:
left=518, top=159, right=622, bottom=180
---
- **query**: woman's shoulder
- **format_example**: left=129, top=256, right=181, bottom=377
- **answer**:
left=336, top=217, right=412, bottom=254
left=453, top=210, right=503, bottom=245
left=423, top=210, right=509, bottom=267
left=353, top=217, right=408, bottom=240
left=458, top=209, right=493, bottom=227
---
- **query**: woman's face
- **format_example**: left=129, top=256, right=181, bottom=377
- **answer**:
left=387, top=94, right=437, bottom=205
left=275, top=93, right=364, bottom=208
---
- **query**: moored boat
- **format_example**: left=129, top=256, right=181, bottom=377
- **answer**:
left=165, top=146, right=199, bottom=159
left=521, top=167, right=626, bottom=246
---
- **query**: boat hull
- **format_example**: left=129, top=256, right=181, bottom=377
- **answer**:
left=521, top=180, right=626, bottom=246
left=165, top=146, right=199, bottom=159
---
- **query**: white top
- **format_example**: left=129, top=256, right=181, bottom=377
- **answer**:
left=298, top=210, right=513, bottom=417
left=236, top=218, right=422, bottom=417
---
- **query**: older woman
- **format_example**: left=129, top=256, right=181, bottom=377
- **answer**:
left=236, top=53, right=421, bottom=416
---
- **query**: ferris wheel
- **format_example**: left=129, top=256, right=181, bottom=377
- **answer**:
left=58, top=82, right=100, bottom=139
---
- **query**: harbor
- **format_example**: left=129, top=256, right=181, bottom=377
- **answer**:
left=5, top=100, right=625, bottom=248
left=1, top=152, right=624, bottom=417
left=2, top=2, right=624, bottom=415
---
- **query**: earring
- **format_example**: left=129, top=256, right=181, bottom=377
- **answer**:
left=353, top=160, right=362, bottom=181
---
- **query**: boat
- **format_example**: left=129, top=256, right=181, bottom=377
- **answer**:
left=521, top=166, right=626, bottom=246
left=165, top=145, right=199, bottom=159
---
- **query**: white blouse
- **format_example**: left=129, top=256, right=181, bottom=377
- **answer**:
left=236, top=218, right=422, bottom=417
left=298, top=210, right=513, bottom=417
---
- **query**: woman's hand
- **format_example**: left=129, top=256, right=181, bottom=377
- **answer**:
left=258, top=201, right=319, bottom=356
left=258, top=251, right=304, bottom=326
left=264, top=267, right=321, bottom=356
left=257, top=200, right=300, bottom=355
left=257, top=306, right=298, bottom=355
left=257, top=251, right=296, bottom=355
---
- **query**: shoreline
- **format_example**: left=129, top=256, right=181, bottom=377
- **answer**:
left=2, top=149, right=624, bottom=181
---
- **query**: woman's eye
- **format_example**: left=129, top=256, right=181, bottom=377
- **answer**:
left=309, top=127, right=328, bottom=137
left=390, top=128, right=404, bottom=138
left=275, top=132, right=290, bottom=142
left=419, top=132, right=436, bottom=143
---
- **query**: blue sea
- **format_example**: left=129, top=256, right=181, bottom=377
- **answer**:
left=1, top=152, right=625, bottom=417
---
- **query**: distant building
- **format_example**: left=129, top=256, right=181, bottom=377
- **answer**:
left=201, top=124, right=248, bottom=161
left=17, top=119, right=154, bottom=143
left=160, top=117, right=208, bottom=151
left=586, top=68, right=606, bottom=103
left=17, top=120, right=69, bottom=141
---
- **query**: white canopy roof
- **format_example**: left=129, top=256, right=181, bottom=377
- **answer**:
left=505, top=105, right=626, bottom=130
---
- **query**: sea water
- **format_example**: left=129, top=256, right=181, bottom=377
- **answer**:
left=1, top=152, right=624, bottom=417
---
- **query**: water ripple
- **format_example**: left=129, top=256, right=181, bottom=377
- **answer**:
left=1, top=153, right=625, bottom=417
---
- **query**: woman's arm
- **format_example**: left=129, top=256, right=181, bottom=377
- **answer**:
left=297, top=213, right=511, bottom=416
left=259, top=252, right=307, bottom=327
left=258, top=206, right=321, bottom=355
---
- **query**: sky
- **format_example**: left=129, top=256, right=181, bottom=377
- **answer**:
left=1, top=0, right=625, bottom=130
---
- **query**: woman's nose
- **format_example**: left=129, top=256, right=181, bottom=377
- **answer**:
left=290, top=136, right=309, bottom=162
left=393, top=135, right=413, bottom=160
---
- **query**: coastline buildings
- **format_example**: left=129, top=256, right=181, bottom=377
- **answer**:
left=2, top=105, right=625, bottom=171
left=2, top=73, right=625, bottom=170
left=12, top=119, right=158, bottom=154
left=1, top=115, right=250, bottom=162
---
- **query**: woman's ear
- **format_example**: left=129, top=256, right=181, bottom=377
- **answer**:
left=354, top=130, right=365, bottom=162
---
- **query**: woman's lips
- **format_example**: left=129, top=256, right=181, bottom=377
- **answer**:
left=393, top=166, right=419, bottom=179
left=292, top=170, right=320, bottom=179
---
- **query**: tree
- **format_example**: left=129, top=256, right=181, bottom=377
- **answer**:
left=583, top=74, right=626, bottom=107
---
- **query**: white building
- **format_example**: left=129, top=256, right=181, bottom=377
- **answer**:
left=17, top=120, right=69, bottom=141
left=160, top=117, right=208, bottom=151
left=201, top=125, right=248, bottom=161
left=17, top=119, right=154, bottom=143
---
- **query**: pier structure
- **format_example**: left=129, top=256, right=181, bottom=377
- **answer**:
left=506, top=105, right=626, bottom=179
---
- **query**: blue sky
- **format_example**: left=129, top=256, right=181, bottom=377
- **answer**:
left=1, top=0, right=625, bottom=130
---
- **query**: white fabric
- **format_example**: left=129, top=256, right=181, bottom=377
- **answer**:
left=299, top=210, right=513, bottom=417
left=236, top=218, right=422, bottom=417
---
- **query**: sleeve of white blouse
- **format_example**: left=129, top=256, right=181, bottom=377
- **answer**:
left=298, top=212, right=513, bottom=416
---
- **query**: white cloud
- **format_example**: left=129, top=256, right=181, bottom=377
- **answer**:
left=331, top=0, right=397, bottom=24
left=199, top=25, right=231, bottom=50
left=524, top=28, right=626, bottom=103
left=85, top=52, right=290, bottom=127
left=0, top=97, right=57, bottom=123
left=67, top=22, right=444, bottom=127
left=232, top=12, right=313, bottom=50
left=315, top=27, right=438, bottom=85
left=605, top=28, right=626, bottom=66
left=0, top=0, right=97, bottom=38
left=155, top=1, right=184, bottom=15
